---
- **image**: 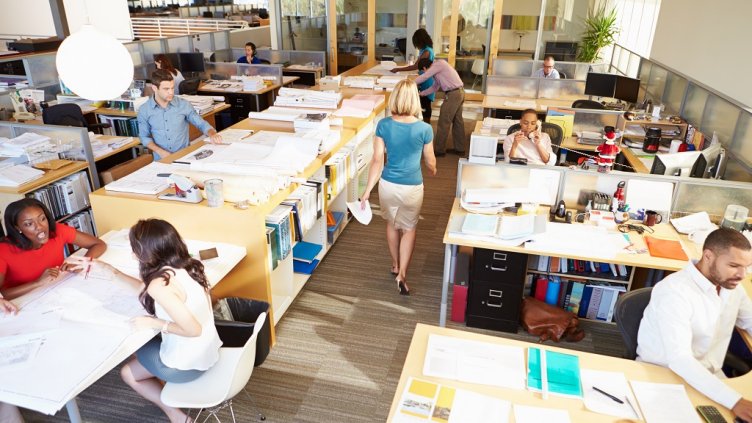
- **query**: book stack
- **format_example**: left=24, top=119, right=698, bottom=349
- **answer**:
left=292, top=241, right=322, bottom=274
left=293, top=113, right=330, bottom=131
left=298, top=129, right=341, bottom=154
left=0, top=132, right=52, bottom=157
left=265, top=205, right=293, bottom=270
left=28, top=171, right=91, bottom=219
left=324, top=150, right=351, bottom=200
left=281, top=183, right=320, bottom=243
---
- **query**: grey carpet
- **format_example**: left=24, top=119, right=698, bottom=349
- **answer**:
left=22, top=117, right=625, bottom=422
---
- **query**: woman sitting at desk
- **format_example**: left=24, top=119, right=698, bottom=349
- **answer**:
left=237, top=41, right=262, bottom=64
left=0, top=198, right=107, bottom=300
left=113, top=219, right=222, bottom=423
left=154, top=54, right=185, bottom=95
left=503, top=109, right=556, bottom=166
left=360, top=79, right=437, bottom=295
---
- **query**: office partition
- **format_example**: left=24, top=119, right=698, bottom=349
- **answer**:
left=486, top=76, right=586, bottom=100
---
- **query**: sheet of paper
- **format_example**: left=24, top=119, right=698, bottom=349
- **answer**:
left=525, top=222, right=630, bottom=260
left=347, top=200, right=372, bottom=225
left=0, top=309, right=62, bottom=337
left=0, top=335, right=45, bottom=370
left=581, top=369, right=641, bottom=419
left=423, top=334, right=526, bottom=390
left=630, top=381, right=700, bottom=423
left=528, top=168, right=561, bottom=205
left=513, top=404, right=571, bottom=423
left=625, top=179, right=674, bottom=213
left=217, top=128, right=255, bottom=143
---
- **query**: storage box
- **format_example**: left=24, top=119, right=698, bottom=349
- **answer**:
left=320, top=77, right=340, bottom=92
left=327, top=211, right=345, bottom=244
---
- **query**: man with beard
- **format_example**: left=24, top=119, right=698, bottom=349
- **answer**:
left=637, top=227, right=752, bottom=421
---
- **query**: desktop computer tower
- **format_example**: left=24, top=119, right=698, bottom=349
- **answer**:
left=466, top=248, right=527, bottom=333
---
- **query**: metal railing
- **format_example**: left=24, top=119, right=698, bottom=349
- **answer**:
left=131, top=17, right=248, bottom=39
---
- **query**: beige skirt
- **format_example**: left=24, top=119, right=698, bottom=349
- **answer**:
left=378, top=178, right=424, bottom=230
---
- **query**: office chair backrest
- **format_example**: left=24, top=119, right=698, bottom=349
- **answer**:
left=614, top=287, right=652, bottom=360
left=42, top=103, right=87, bottom=127
left=179, top=78, right=201, bottom=95
left=572, top=99, right=605, bottom=110
left=558, top=71, right=567, bottom=79
left=226, top=312, right=266, bottom=400
left=396, top=38, right=407, bottom=57
left=259, top=58, right=271, bottom=65
left=506, top=122, right=564, bottom=147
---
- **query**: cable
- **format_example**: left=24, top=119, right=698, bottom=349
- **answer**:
left=618, top=223, right=654, bottom=234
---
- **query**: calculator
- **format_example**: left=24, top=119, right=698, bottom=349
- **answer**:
left=696, top=405, right=727, bottom=423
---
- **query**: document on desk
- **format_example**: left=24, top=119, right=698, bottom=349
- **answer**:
left=423, top=334, right=526, bottom=390
left=630, top=381, right=700, bottom=423
left=0, top=334, right=45, bottom=370
left=513, top=404, right=571, bottom=423
left=581, top=369, right=641, bottom=419
left=525, top=223, right=630, bottom=260
left=394, top=377, right=511, bottom=423
left=0, top=309, right=62, bottom=337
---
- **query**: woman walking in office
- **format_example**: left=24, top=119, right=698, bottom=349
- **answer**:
left=360, top=79, right=437, bottom=295
left=0, top=198, right=107, bottom=300
left=114, top=219, right=221, bottom=423
left=391, top=29, right=436, bottom=123
left=154, top=54, right=185, bottom=95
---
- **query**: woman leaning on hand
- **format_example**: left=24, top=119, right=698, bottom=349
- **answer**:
left=360, top=79, right=437, bottom=295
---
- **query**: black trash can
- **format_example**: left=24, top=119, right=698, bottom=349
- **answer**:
left=223, top=297, right=271, bottom=367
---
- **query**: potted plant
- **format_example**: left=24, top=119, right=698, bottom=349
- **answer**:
left=577, top=4, right=619, bottom=63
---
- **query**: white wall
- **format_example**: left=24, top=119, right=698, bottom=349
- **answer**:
left=63, top=0, right=133, bottom=41
left=0, top=0, right=57, bottom=38
left=651, top=0, right=752, bottom=106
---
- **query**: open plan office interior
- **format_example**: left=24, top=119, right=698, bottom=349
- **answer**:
left=1, top=0, right=752, bottom=422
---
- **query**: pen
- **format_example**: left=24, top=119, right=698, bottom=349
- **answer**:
left=592, top=386, right=624, bottom=404
left=84, top=258, right=92, bottom=280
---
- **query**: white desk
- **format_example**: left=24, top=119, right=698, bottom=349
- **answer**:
left=0, top=231, right=245, bottom=421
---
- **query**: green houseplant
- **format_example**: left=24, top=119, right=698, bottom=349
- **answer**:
left=577, top=4, right=620, bottom=63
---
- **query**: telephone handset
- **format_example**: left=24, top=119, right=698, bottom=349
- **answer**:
left=529, top=120, right=542, bottom=140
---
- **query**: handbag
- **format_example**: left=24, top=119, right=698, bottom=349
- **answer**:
left=520, top=297, right=585, bottom=342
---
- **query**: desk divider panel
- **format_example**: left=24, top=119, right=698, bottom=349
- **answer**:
left=485, top=76, right=539, bottom=98
left=537, top=79, right=586, bottom=100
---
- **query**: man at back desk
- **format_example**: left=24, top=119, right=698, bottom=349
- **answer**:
left=637, top=228, right=752, bottom=421
left=138, top=70, right=222, bottom=160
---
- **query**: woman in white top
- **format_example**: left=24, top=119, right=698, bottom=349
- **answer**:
left=155, top=54, right=185, bottom=95
left=107, top=219, right=220, bottom=423
left=502, top=109, right=556, bottom=166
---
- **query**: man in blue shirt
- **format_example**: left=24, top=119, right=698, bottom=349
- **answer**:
left=533, top=55, right=561, bottom=79
left=138, top=70, right=222, bottom=160
left=237, top=42, right=261, bottom=64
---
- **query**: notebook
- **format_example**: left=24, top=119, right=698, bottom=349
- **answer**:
left=644, top=237, right=689, bottom=261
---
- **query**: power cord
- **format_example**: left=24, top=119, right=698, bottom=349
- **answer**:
left=618, top=223, right=654, bottom=234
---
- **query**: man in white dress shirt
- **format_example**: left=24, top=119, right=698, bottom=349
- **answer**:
left=637, top=228, right=752, bottom=421
left=532, top=55, right=560, bottom=79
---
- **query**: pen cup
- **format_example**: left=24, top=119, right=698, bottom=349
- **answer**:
left=204, top=179, right=224, bottom=208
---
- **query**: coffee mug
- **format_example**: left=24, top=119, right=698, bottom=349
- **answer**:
left=643, top=210, right=663, bottom=226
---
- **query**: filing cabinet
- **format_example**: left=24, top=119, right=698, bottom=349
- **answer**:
left=466, top=248, right=528, bottom=333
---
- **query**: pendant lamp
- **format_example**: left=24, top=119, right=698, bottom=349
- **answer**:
left=56, top=24, right=134, bottom=101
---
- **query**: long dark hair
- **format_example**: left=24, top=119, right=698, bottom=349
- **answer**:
left=2, top=198, right=57, bottom=250
left=154, top=54, right=178, bottom=77
left=412, top=28, right=433, bottom=50
left=129, top=219, right=209, bottom=315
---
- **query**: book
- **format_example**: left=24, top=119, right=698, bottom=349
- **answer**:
left=265, top=204, right=293, bottom=263
left=550, top=256, right=561, bottom=273
left=527, top=347, right=583, bottom=398
left=561, top=281, right=575, bottom=310
left=596, top=289, right=615, bottom=321
left=537, top=256, right=550, bottom=272
left=585, top=286, right=603, bottom=320
left=292, top=241, right=323, bottom=264
left=544, top=277, right=561, bottom=306
left=578, top=285, right=594, bottom=318
left=293, top=258, right=320, bottom=275
left=534, top=275, right=549, bottom=302
left=567, top=282, right=585, bottom=314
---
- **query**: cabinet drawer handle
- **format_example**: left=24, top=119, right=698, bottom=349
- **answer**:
left=492, top=252, right=508, bottom=261
left=488, top=289, right=502, bottom=298
left=486, top=264, right=508, bottom=272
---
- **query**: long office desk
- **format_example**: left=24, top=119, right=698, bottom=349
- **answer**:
left=197, top=77, right=298, bottom=120
left=387, top=324, right=751, bottom=422
left=0, top=231, right=246, bottom=422
left=483, top=95, right=574, bottom=116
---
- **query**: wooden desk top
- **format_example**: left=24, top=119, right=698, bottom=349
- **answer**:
left=93, top=103, right=230, bottom=118
left=387, top=324, right=748, bottom=422
left=0, top=161, right=88, bottom=195
left=93, top=135, right=141, bottom=162
left=558, top=137, right=650, bottom=174
left=483, top=95, right=574, bottom=113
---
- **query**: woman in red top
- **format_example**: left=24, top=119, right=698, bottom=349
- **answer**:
left=0, top=198, right=107, bottom=300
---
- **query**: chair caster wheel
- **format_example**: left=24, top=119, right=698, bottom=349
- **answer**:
left=260, top=415, right=266, bottom=421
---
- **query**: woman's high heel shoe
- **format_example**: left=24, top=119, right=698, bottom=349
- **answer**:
left=390, top=266, right=399, bottom=276
left=396, top=277, right=410, bottom=295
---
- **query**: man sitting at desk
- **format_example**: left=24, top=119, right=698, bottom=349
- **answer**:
left=502, top=109, right=556, bottom=166
left=137, top=70, right=222, bottom=160
left=533, top=55, right=560, bottom=79
left=637, top=228, right=752, bottom=421
left=237, top=41, right=261, bottom=64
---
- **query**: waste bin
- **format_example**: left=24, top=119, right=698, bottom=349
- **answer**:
left=217, top=297, right=271, bottom=367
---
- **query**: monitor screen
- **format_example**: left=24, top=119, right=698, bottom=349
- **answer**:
left=650, top=151, right=701, bottom=177
left=614, top=75, right=640, bottom=103
left=691, top=142, right=724, bottom=178
left=178, top=53, right=205, bottom=73
left=584, top=72, right=617, bottom=98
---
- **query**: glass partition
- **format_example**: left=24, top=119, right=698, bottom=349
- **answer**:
left=191, top=34, right=213, bottom=53
left=538, top=0, right=590, bottom=61
left=485, top=76, right=539, bottom=98
left=142, top=39, right=165, bottom=59
left=280, top=0, right=328, bottom=56
left=456, top=0, right=492, bottom=91
left=492, top=59, right=534, bottom=76
left=492, top=59, right=604, bottom=80
left=662, top=72, right=688, bottom=115
left=700, top=96, right=740, bottom=146
left=167, top=36, right=191, bottom=53
left=213, top=31, right=230, bottom=51
left=203, top=63, right=283, bottom=85
left=538, top=79, right=586, bottom=100
left=376, top=0, right=408, bottom=61
left=336, top=0, right=368, bottom=73
left=731, top=111, right=752, bottom=168
left=498, top=0, right=541, bottom=57
left=682, top=84, right=710, bottom=126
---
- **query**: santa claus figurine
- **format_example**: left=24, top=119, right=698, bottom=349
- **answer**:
left=596, top=127, right=620, bottom=173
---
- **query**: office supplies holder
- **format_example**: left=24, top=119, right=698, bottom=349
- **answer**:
left=157, top=174, right=203, bottom=203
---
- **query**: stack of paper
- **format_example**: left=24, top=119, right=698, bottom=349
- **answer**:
left=202, top=80, right=243, bottom=92
left=180, top=95, right=215, bottom=114
left=0, top=132, right=52, bottom=157
left=0, top=164, right=44, bottom=187
left=241, top=76, right=265, bottom=91
left=104, top=162, right=175, bottom=195
left=298, top=129, right=341, bottom=154
left=376, top=75, right=406, bottom=90
left=275, top=87, right=341, bottom=109
left=293, top=113, right=330, bottom=131
left=343, top=76, right=377, bottom=89
left=481, top=117, right=516, bottom=135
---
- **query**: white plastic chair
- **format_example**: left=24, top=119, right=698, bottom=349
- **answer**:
left=471, top=59, right=485, bottom=90
left=161, top=312, right=268, bottom=423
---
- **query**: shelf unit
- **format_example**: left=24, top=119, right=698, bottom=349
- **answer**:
left=622, top=118, right=689, bottom=144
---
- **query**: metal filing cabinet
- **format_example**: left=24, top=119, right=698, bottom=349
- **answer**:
left=466, top=248, right=528, bottom=333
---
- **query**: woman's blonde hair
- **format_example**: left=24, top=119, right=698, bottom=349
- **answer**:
left=388, top=79, right=422, bottom=118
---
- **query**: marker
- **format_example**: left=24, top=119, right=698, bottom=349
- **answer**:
left=592, top=386, right=624, bottom=404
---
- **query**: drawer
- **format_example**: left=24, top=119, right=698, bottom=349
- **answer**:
left=466, top=314, right=518, bottom=333
left=466, top=279, right=523, bottom=323
left=472, top=248, right=527, bottom=283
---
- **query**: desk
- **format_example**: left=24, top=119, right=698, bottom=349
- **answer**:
left=558, top=137, right=650, bottom=173
left=0, top=230, right=246, bottom=422
left=198, top=79, right=296, bottom=122
left=483, top=95, right=574, bottom=115
left=387, top=324, right=750, bottom=421
left=282, top=65, right=324, bottom=86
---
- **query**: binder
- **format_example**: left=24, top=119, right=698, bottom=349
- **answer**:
left=292, top=241, right=323, bottom=264
left=293, top=259, right=320, bottom=274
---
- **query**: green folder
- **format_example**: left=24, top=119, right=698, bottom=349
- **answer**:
left=527, top=347, right=583, bottom=398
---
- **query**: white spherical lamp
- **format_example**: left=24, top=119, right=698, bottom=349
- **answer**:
left=56, top=25, right=134, bottom=101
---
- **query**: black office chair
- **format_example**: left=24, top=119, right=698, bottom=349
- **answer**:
left=179, top=78, right=201, bottom=95
left=42, top=103, right=110, bottom=134
left=558, top=71, right=567, bottom=79
left=396, top=38, right=407, bottom=57
left=506, top=122, right=564, bottom=148
left=615, top=287, right=750, bottom=376
left=572, top=99, right=605, bottom=109
left=258, top=58, right=271, bottom=65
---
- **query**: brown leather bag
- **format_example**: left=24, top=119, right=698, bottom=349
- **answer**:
left=520, top=297, right=585, bottom=342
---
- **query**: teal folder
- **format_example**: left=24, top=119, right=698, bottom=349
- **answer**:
left=527, top=347, right=583, bottom=398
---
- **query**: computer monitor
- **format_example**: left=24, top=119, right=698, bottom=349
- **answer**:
left=153, top=53, right=180, bottom=70
left=691, top=142, right=725, bottom=178
left=614, top=75, right=640, bottom=103
left=178, top=53, right=205, bottom=73
left=584, top=72, right=617, bottom=98
left=650, top=151, right=701, bottom=177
